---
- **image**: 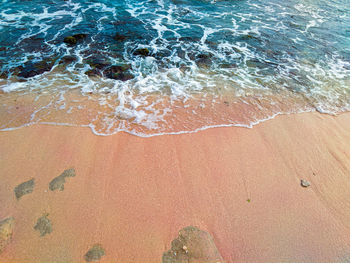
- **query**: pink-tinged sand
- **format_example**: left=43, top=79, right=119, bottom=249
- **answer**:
left=1, top=112, right=350, bottom=262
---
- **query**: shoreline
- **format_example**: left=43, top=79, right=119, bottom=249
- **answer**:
left=0, top=108, right=345, bottom=138
left=1, top=112, right=350, bottom=262
left=0, top=79, right=326, bottom=137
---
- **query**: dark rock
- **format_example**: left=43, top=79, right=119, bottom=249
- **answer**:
left=179, top=65, right=191, bottom=73
left=84, top=244, right=105, bottom=262
left=49, top=168, right=76, bottom=191
left=85, top=55, right=111, bottom=70
left=59, top=55, right=77, bottom=65
left=0, top=217, right=15, bottom=254
left=220, top=63, right=237, bottom=69
left=34, top=214, right=52, bottom=237
left=163, top=226, right=225, bottom=263
left=18, top=37, right=50, bottom=53
left=103, top=64, right=133, bottom=81
left=14, top=178, right=35, bottom=200
left=64, top=34, right=87, bottom=45
left=134, top=48, right=150, bottom=56
left=179, top=36, right=201, bottom=42
left=0, top=47, right=7, bottom=52
left=113, top=33, right=127, bottom=41
left=196, top=53, right=213, bottom=69
left=63, top=36, right=77, bottom=45
left=246, top=59, right=267, bottom=69
left=85, top=68, right=102, bottom=77
left=73, top=34, right=87, bottom=40
left=0, top=71, right=8, bottom=79
left=112, top=72, right=134, bottom=81
left=9, top=65, right=24, bottom=77
left=15, top=58, right=56, bottom=78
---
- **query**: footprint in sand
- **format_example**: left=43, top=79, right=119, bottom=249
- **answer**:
left=34, top=214, right=52, bottom=237
left=162, top=226, right=225, bottom=263
left=14, top=178, right=35, bottom=200
left=0, top=217, right=15, bottom=254
left=49, top=168, right=76, bottom=191
left=84, top=244, right=105, bottom=262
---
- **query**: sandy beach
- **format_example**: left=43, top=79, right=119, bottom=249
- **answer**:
left=1, top=112, right=350, bottom=262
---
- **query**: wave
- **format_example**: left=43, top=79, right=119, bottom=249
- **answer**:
left=0, top=0, right=349, bottom=136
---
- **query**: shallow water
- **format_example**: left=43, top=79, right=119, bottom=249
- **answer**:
left=0, top=0, right=349, bottom=136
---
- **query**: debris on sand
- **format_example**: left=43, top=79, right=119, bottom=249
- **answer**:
left=0, top=217, right=15, bottom=254
left=162, top=226, right=225, bottom=263
left=14, top=178, right=35, bottom=200
left=49, top=168, right=76, bottom=191
left=34, top=214, right=52, bottom=237
left=301, top=179, right=311, bottom=188
left=84, top=244, right=105, bottom=262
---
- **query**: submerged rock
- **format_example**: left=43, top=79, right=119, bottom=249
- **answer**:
left=18, top=37, right=50, bottom=54
left=14, top=178, right=35, bottom=200
left=85, top=55, right=111, bottom=70
left=0, top=217, right=15, bottom=254
left=84, top=244, right=105, bottom=262
left=14, top=58, right=56, bottom=78
left=59, top=55, right=77, bottom=65
left=49, top=168, right=76, bottom=191
left=63, top=34, right=88, bottom=45
left=162, top=226, right=225, bottom=263
left=113, top=33, right=127, bottom=41
left=103, top=64, right=133, bottom=81
left=85, top=68, right=102, bottom=77
left=220, top=63, right=237, bottom=69
left=34, top=214, right=52, bottom=237
left=245, top=59, right=267, bottom=69
left=195, top=53, right=213, bottom=69
left=134, top=48, right=150, bottom=56
left=0, top=71, right=8, bottom=79
left=64, top=36, right=77, bottom=45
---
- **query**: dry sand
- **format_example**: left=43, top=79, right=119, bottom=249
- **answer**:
left=1, top=112, right=350, bottom=262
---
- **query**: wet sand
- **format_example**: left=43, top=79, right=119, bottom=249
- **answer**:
left=1, top=112, right=350, bottom=262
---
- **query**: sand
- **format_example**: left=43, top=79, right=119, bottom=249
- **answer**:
left=1, top=112, right=350, bottom=262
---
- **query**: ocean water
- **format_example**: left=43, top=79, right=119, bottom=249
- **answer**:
left=0, top=0, right=349, bottom=136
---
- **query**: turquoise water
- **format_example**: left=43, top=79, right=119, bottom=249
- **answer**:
left=0, top=0, right=349, bottom=136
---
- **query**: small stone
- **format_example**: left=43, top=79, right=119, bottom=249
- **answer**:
left=34, top=214, right=52, bottom=237
left=14, top=179, right=35, bottom=200
left=84, top=244, right=105, bottom=262
left=301, top=179, right=311, bottom=188
left=0, top=217, right=15, bottom=254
